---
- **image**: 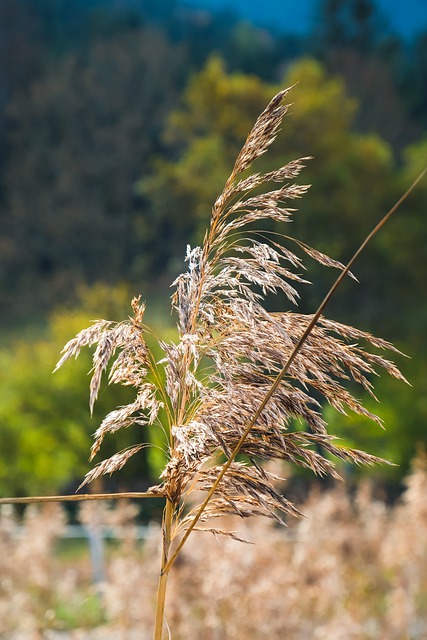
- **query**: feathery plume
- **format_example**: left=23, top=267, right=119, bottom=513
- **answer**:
left=56, top=87, right=406, bottom=531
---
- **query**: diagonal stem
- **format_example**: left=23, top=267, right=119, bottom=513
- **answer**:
left=162, top=167, right=426, bottom=575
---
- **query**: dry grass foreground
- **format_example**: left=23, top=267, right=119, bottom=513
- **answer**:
left=1, top=456, right=427, bottom=639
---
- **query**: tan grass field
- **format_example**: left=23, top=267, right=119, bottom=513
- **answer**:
left=1, top=457, right=427, bottom=639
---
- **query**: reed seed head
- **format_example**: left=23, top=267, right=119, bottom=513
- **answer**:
left=56, top=86, right=406, bottom=536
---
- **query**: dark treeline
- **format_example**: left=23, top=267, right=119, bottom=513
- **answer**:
left=1, top=0, right=426, bottom=320
left=0, top=0, right=427, bottom=317
left=0, top=0, right=426, bottom=494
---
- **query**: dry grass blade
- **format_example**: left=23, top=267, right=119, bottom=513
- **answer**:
left=78, top=444, right=152, bottom=490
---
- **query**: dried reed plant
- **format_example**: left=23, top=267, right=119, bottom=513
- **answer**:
left=53, top=87, right=423, bottom=639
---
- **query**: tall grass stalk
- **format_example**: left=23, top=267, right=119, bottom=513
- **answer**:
left=4, top=87, right=422, bottom=637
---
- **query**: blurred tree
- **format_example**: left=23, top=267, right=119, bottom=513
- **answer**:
left=140, top=56, right=394, bottom=314
left=221, top=21, right=278, bottom=78
left=379, top=136, right=427, bottom=340
left=278, top=59, right=393, bottom=267
left=312, top=0, right=414, bottom=149
left=0, top=0, right=43, bottom=186
left=400, top=31, right=427, bottom=130
left=135, top=56, right=277, bottom=275
left=314, top=0, right=384, bottom=54
left=1, top=28, right=185, bottom=320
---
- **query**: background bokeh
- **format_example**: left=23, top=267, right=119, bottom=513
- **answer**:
left=0, top=0, right=426, bottom=500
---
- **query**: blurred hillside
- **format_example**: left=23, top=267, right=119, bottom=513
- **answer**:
left=0, top=0, right=426, bottom=496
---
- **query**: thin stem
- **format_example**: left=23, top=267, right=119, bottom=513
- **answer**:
left=0, top=491, right=161, bottom=505
left=162, top=167, right=426, bottom=574
left=154, top=498, right=174, bottom=640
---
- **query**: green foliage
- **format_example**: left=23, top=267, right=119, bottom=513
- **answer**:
left=322, top=358, right=427, bottom=489
left=0, top=284, right=169, bottom=496
left=136, top=57, right=276, bottom=269
left=272, top=59, right=393, bottom=256
left=0, top=325, right=89, bottom=495
left=141, top=56, right=394, bottom=299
